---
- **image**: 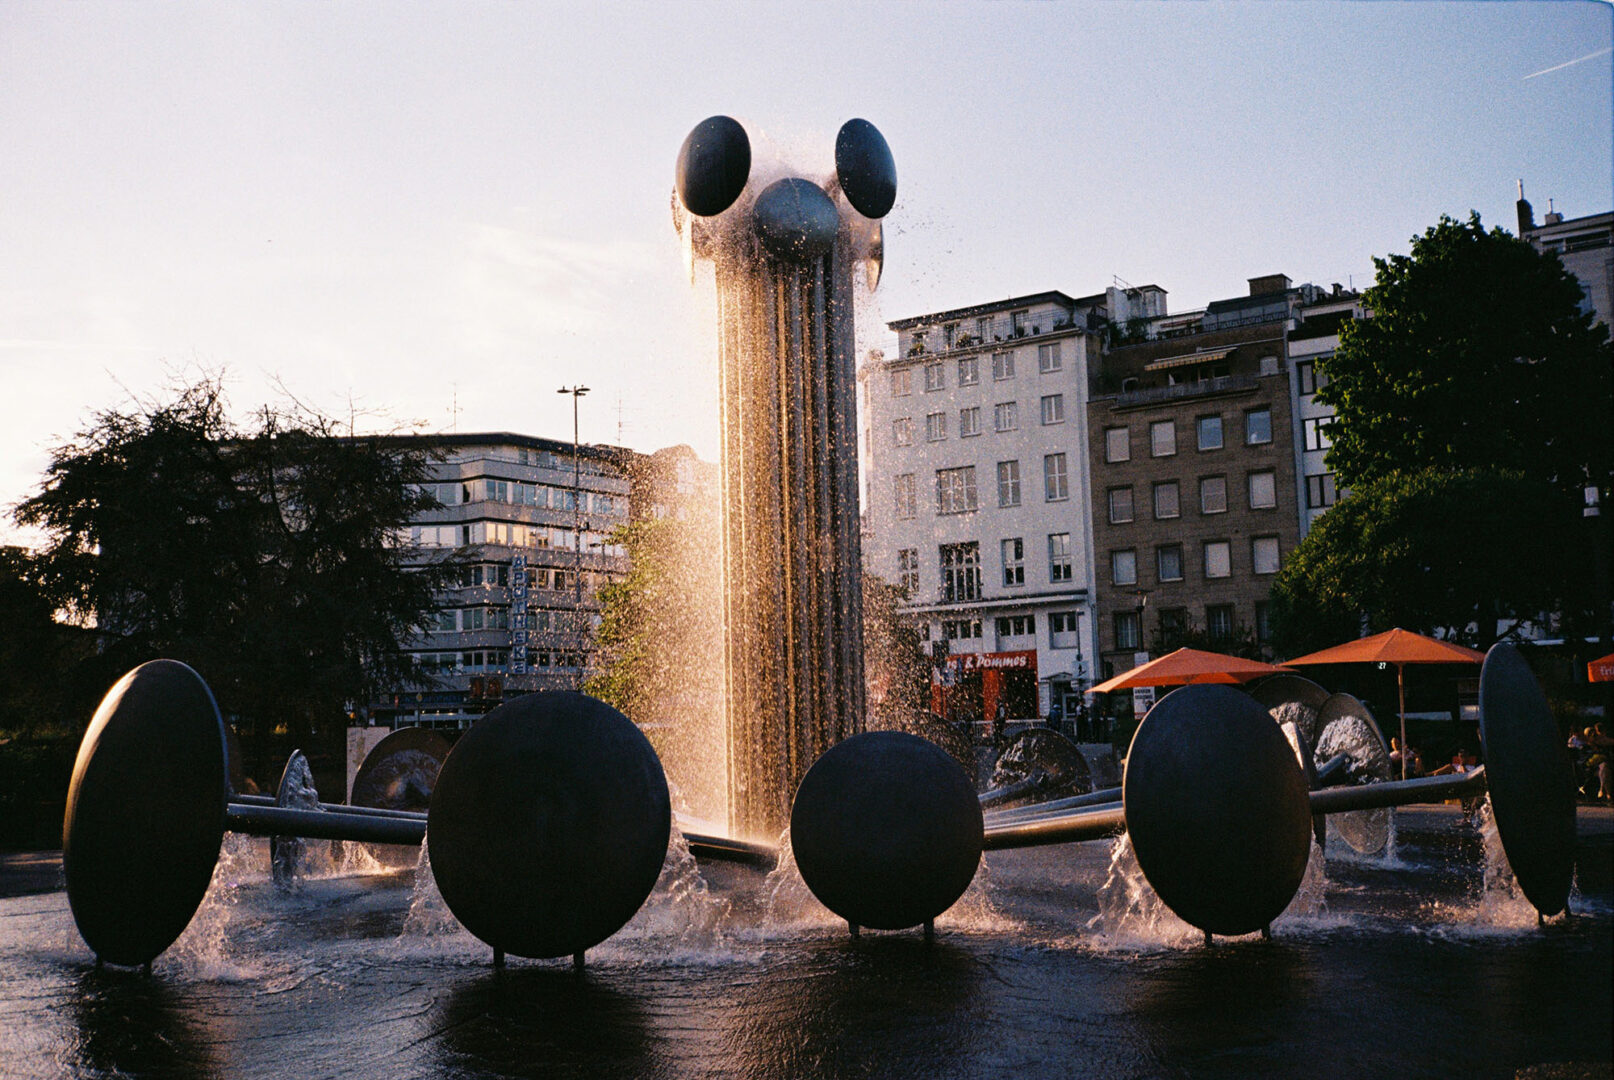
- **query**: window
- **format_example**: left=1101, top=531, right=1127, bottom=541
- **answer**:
left=1151, top=419, right=1177, bottom=457
left=1002, top=538, right=1025, bottom=586
left=940, top=542, right=982, bottom=602
left=898, top=548, right=919, bottom=593
left=1050, top=611, right=1080, bottom=649
left=1158, top=608, right=1188, bottom=650
left=925, top=412, right=947, bottom=442
left=1254, top=601, right=1272, bottom=643
left=976, top=316, right=993, bottom=342
left=997, top=460, right=1021, bottom=507
left=1108, top=486, right=1135, bottom=524
left=924, top=362, right=944, bottom=392
left=959, top=406, right=981, bottom=437
left=1296, top=360, right=1329, bottom=395
left=994, top=401, right=1019, bottom=432
left=1049, top=533, right=1073, bottom=582
left=1252, top=536, right=1280, bottom=575
left=1115, top=610, right=1140, bottom=650
left=1040, top=394, right=1065, bottom=425
left=935, top=466, right=978, bottom=514
left=1248, top=470, right=1277, bottom=509
left=1105, top=426, right=1130, bottom=463
left=1303, top=417, right=1333, bottom=451
left=894, top=474, right=917, bottom=519
left=1157, top=543, right=1184, bottom=582
left=1206, top=604, right=1235, bottom=642
left=1247, top=407, right=1273, bottom=445
left=943, top=324, right=957, bottom=348
left=1038, top=342, right=1063, bottom=373
left=943, top=618, right=983, bottom=641
left=996, top=614, right=1035, bottom=638
left=1044, top=453, right=1069, bottom=501
left=992, top=351, right=1016, bottom=380
left=1111, top=549, right=1137, bottom=586
left=1200, top=475, right=1227, bottom=514
left=1204, top=540, right=1231, bottom=579
left=1306, top=472, right=1338, bottom=509
left=958, top=356, right=979, bottom=386
left=890, top=369, right=912, bottom=397
left=1011, top=310, right=1028, bottom=335
left=892, top=418, right=913, bottom=446
left=1197, top=415, right=1223, bottom=451
left=1153, top=481, right=1180, bottom=520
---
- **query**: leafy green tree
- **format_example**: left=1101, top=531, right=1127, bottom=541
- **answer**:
left=1270, top=469, right=1578, bottom=653
left=13, top=377, right=453, bottom=742
left=1321, top=212, right=1610, bottom=490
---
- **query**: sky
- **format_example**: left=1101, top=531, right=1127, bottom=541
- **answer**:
left=2, top=2, right=1610, bottom=545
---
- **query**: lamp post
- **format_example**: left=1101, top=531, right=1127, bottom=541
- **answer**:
left=558, top=385, right=590, bottom=689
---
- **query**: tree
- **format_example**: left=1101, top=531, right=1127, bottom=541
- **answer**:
left=13, top=377, right=453, bottom=741
left=1270, top=469, right=1579, bottom=654
left=1276, top=213, right=1612, bottom=653
left=1321, top=212, right=1610, bottom=491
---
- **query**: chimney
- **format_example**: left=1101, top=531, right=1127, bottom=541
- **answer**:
left=1544, top=197, right=1563, bottom=225
left=1247, top=273, right=1292, bottom=297
left=1516, top=179, right=1535, bottom=234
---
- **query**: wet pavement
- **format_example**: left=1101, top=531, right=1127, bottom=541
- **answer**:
left=1, top=804, right=1609, bottom=1080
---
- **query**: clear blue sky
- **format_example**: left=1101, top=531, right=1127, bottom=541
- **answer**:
left=3, top=2, right=1610, bottom=543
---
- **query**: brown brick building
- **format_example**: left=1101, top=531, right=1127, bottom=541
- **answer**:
left=1087, top=275, right=1303, bottom=688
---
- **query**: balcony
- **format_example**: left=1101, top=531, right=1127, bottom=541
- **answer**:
left=1113, top=374, right=1259, bottom=409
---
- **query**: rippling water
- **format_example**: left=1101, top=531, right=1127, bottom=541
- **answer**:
left=2, top=807, right=1609, bottom=1080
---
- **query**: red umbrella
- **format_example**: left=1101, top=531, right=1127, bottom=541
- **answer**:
left=1285, top=628, right=1485, bottom=778
left=1088, top=647, right=1291, bottom=695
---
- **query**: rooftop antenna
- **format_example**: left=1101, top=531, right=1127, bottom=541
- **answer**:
left=616, top=393, right=625, bottom=445
left=449, top=384, right=461, bottom=434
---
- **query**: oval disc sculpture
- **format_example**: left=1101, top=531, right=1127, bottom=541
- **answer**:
left=752, top=177, right=840, bottom=263
left=1124, top=684, right=1312, bottom=937
left=790, top=731, right=983, bottom=930
left=63, top=660, right=228, bottom=966
left=834, top=118, right=897, bottom=219
left=426, top=692, right=671, bottom=959
left=350, top=727, right=451, bottom=812
left=1314, top=692, right=1392, bottom=855
left=676, top=114, right=751, bottom=217
left=1478, top=642, right=1576, bottom=917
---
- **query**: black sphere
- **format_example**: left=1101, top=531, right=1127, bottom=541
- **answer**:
left=64, top=660, right=228, bottom=966
left=1478, top=642, right=1575, bottom=917
left=1124, top=684, right=1311, bottom=936
left=426, top=692, right=671, bottom=959
left=676, top=115, right=751, bottom=217
left=790, top=731, right=982, bottom=930
left=752, top=177, right=840, bottom=263
left=834, top=118, right=897, bottom=219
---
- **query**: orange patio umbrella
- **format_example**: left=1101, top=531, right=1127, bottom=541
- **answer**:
left=1088, top=647, right=1292, bottom=695
left=1284, top=628, right=1485, bottom=778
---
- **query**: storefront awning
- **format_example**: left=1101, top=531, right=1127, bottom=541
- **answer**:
left=1144, top=347, right=1235, bottom=372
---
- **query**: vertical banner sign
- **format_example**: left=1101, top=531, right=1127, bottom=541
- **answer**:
left=510, top=555, right=529, bottom=674
left=1130, top=650, right=1154, bottom=717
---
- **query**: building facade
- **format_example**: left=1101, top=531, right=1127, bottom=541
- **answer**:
left=369, top=432, right=632, bottom=728
left=1518, top=189, right=1613, bottom=333
left=1088, top=276, right=1303, bottom=686
left=861, top=290, right=1139, bottom=727
left=1286, top=285, right=1363, bottom=536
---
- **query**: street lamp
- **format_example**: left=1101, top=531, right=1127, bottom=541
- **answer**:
left=558, top=385, right=590, bottom=688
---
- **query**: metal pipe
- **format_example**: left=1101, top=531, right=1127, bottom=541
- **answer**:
left=1307, top=766, right=1487, bottom=815
left=680, top=830, right=777, bottom=868
left=1313, top=753, right=1352, bottom=786
left=225, top=804, right=427, bottom=846
left=982, top=804, right=1128, bottom=851
left=229, top=795, right=427, bottom=822
left=983, top=786, right=1124, bottom=820
left=978, top=773, right=1047, bottom=809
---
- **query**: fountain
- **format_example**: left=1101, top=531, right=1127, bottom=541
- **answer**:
left=670, top=116, right=893, bottom=840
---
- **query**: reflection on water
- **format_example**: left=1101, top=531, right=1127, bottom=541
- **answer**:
left=0, top=809, right=1608, bottom=1080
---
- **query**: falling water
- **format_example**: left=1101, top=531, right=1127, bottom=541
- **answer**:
left=676, top=131, right=885, bottom=840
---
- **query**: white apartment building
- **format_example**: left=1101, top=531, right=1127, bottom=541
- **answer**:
left=1286, top=286, right=1363, bottom=536
left=861, top=290, right=1126, bottom=724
